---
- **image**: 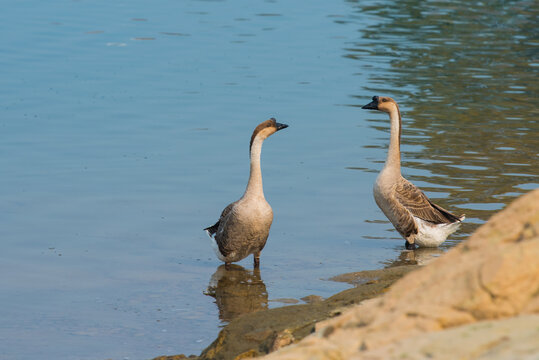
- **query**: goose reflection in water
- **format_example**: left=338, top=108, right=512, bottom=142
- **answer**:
left=205, top=264, right=268, bottom=322
left=384, top=247, right=446, bottom=268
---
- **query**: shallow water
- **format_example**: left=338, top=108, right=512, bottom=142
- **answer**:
left=0, top=0, right=537, bottom=359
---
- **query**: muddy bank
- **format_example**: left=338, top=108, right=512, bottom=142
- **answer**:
left=153, top=264, right=418, bottom=360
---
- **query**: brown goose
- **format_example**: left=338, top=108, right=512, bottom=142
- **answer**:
left=362, top=96, right=464, bottom=249
left=204, top=118, right=288, bottom=267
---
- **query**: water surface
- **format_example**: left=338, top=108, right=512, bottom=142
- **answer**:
left=0, top=0, right=537, bottom=359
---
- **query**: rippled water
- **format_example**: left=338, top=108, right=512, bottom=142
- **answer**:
left=0, top=0, right=537, bottom=359
left=345, top=0, right=538, bottom=243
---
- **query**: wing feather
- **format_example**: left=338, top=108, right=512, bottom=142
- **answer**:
left=204, top=202, right=236, bottom=236
left=204, top=201, right=239, bottom=257
left=394, top=179, right=460, bottom=224
left=390, top=199, right=418, bottom=238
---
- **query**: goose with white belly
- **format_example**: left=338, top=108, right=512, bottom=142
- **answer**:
left=362, top=96, right=464, bottom=249
left=205, top=118, right=288, bottom=267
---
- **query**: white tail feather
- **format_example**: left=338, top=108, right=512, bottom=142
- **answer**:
left=414, top=217, right=463, bottom=247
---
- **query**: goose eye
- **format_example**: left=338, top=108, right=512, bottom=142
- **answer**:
left=382, top=98, right=388, bottom=102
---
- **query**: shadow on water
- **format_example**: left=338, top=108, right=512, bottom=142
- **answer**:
left=342, top=0, right=539, bottom=242
left=205, top=264, right=268, bottom=323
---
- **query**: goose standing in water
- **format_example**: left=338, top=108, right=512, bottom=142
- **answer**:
left=205, top=118, right=288, bottom=267
left=362, top=96, right=464, bottom=249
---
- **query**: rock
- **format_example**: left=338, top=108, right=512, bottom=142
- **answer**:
left=270, top=329, right=295, bottom=352
left=300, top=295, right=324, bottom=304
left=263, top=189, right=539, bottom=359
left=329, top=263, right=419, bottom=286
left=358, top=314, right=539, bottom=360
left=269, top=298, right=299, bottom=304
left=233, top=349, right=260, bottom=359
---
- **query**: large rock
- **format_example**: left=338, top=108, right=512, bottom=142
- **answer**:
left=264, top=189, right=539, bottom=359
left=358, top=314, right=539, bottom=360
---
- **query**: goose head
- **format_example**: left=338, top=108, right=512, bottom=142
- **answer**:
left=250, top=118, right=288, bottom=151
left=362, top=96, right=398, bottom=113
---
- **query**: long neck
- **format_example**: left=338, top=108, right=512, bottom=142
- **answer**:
left=243, top=136, right=265, bottom=199
left=384, top=105, right=402, bottom=172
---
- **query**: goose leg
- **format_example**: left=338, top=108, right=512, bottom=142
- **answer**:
left=253, top=252, right=261, bottom=268
left=405, top=240, right=416, bottom=250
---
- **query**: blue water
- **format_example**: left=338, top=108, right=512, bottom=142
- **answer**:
left=1, top=0, right=537, bottom=359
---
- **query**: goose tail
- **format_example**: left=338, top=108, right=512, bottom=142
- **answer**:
left=204, top=221, right=220, bottom=238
